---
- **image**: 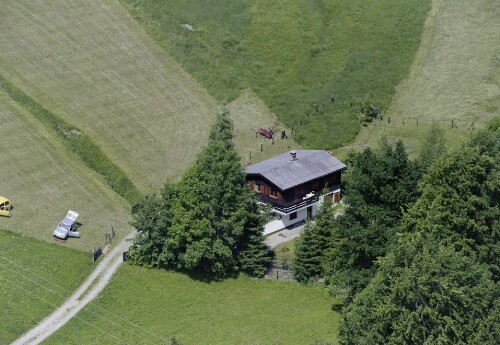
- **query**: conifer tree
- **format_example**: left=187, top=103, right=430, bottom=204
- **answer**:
left=341, top=239, right=497, bottom=345
left=131, top=110, right=271, bottom=278
left=418, top=124, right=446, bottom=171
left=326, top=140, right=421, bottom=294
left=129, top=184, right=176, bottom=267
left=340, top=121, right=500, bottom=344
left=293, top=196, right=336, bottom=283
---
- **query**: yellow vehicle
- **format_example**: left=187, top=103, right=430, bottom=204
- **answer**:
left=0, top=196, right=12, bottom=217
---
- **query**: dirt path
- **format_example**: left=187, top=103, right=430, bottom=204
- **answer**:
left=11, top=231, right=135, bottom=345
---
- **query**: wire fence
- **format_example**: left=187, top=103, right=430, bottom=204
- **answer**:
left=91, top=225, right=117, bottom=263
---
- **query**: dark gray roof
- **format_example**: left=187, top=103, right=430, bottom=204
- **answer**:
left=245, top=150, right=346, bottom=190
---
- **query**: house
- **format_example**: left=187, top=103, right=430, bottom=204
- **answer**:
left=245, top=150, right=346, bottom=235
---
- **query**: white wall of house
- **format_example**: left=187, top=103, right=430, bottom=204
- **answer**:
left=262, top=189, right=340, bottom=236
left=263, top=203, right=318, bottom=236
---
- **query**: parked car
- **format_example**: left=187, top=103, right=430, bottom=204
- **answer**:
left=0, top=196, right=12, bottom=217
left=53, top=210, right=80, bottom=239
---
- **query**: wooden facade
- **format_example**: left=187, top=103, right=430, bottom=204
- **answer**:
left=246, top=170, right=342, bottom=211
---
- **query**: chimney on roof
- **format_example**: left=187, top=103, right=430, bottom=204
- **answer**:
left=289, top=150, right=297, bottom=162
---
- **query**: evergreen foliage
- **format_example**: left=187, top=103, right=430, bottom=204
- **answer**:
left=341, top=239, right=498, bottom=345
left=418, top=125, right=447, bottom=171
left=325, top=140, right=421, bottom=294
left=340, top=121, right=500, bottom=344
left=293, top=197, right=336, bottom=283
left=129, top=185, right=177, bottom=268
left=129, top=111, right=272, bottom=279
left=404, top=146, right=500, bottom=279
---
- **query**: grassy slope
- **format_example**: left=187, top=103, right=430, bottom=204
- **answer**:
left=0, top=229, right=93, bottom=344
left=228, top=89, right=301, bottom=165
left=0, top=75, right=143, bottom=204
left=347, top=0, right=500, bottom=157
left=45, top=265, right=339, bottom=345
left=0, top=89, right=132, bottom=251
left=0, top=0, right=216, bottom=194
left=119, top=0, right=430, bottom=149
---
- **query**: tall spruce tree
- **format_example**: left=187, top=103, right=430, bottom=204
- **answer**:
left=418, top=124, right=447, bottom=171
left=341, top=238, right=498, bottom=345
left=340, top=121, right=500, bottom=344
left=128, top=184, right=177, bottom=268
left=326, top=140, right=421, bottom=295
left=130, top=110, right=271, bottom=279
left=293, top=196, right=336, bottom=283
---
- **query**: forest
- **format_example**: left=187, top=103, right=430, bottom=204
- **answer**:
left=294, top=120, right=500, bottom=344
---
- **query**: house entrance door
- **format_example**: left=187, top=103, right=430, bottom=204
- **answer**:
left=307, top=206, right=313, bottom=220
left=333, top=192, right=340, bottom=203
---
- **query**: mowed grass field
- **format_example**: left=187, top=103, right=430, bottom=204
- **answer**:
left=45, top=264, right=339, bottom=345
left=0, top=229, right=94, bottom=344
left=228, top=90, right=300, bottom=165
left=348, top=0, right=500, bottom=156
left=0, top=0, right=216, bottom=194
left=120, top=0, right=430, bottom=149
left=0, top=89, right=133, bottom=251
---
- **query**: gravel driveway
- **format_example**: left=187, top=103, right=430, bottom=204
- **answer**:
left=12, top=231, right=135, bottom=345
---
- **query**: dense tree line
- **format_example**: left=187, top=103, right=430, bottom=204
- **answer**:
left=129, top=111, right=272, bottom=279
left=294, top=122, right=500, bottom=343
left=294, top=139, right=422, bottom=293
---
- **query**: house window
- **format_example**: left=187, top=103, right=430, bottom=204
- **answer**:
left=270, top=189, right=278, bottom=199
left=253, top=182, right=261, bottom=193
left=289, top=212, right=297, bottom=221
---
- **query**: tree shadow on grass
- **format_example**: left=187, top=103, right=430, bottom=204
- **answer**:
left=180, top=268, right=240, bottom=284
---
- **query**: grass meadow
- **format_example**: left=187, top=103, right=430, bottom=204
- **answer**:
left=228, top=90, right=301, bottom=165
left=0, top=0, right=216, bottom=194
left=0, top=89, right=133, bottom=252
left=120, top=0, right=430, bottom=149
left=0, top=75, right=143, bottom=204
left=45, top=264, right=339, bottom=345
left=347, top=0, right=500, bottom=157
left=0, top=229, right=94, bottom=344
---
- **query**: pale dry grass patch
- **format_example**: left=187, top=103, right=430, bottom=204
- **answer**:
left=350, top=0, right=500, bottom=154
left=0, top=0, right=216, bottom=193
left=0, top=91, right=132, bottom=252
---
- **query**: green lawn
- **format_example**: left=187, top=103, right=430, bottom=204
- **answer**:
left=120, top=0, right=430, bottom=149
left=274, top=239, right=298, bottom=265
left=45, top=265, right=339, bottom=345
left=228, top=89, right=301, bottom=166
left=0, top=229, right=94, bottom=344
left=348, top=0, right=500, bottom=157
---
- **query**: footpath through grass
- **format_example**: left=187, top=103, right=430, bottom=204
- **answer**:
left=0, top=229, right=93, bottom=344
left=46, top=265, right=339, bottom=345
left=120, top=0, right=430, bottom=149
